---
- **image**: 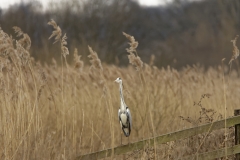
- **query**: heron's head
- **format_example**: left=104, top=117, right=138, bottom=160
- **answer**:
left=115, top=77, right=122, bottom=83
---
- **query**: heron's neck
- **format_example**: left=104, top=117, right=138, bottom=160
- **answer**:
left=119, top=82, right=126, bottom=111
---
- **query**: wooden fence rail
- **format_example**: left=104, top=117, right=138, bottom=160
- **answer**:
left=76, top=111, right=240, bottom=160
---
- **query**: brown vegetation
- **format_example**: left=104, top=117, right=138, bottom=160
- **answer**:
left=0, top=20, right=239, bottom=159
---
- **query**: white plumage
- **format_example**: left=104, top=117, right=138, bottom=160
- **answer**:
left=120, top=113, right=127, bottom=124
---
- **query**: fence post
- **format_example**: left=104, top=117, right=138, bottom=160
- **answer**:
left=235, top=109, right=240, bottom=160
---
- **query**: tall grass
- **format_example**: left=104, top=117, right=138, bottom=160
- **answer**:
left=0, top=23, right=239, bottom=159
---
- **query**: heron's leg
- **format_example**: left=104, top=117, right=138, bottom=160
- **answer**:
left=121, top=132, right=122, bottom=145
left=119, top=121, right=123, bottom=145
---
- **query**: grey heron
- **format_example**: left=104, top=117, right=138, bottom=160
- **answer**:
left=115, top=77, right=132, bottom=137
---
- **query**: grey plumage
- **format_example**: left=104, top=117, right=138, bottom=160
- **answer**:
left=115, top=77, right=132, bottom=137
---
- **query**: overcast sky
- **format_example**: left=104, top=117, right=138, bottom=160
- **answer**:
left=0, top=0, right=174, bottom=9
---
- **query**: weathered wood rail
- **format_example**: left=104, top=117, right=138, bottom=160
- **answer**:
left=76, top=110, right=240, bottom=160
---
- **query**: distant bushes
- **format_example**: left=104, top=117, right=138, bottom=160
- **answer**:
left=0, top=0, right=239, bottom=68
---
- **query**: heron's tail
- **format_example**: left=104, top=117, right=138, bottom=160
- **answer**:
left=123, top=127, right=130, bottom=137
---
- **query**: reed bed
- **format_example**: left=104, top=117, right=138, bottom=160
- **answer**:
left=0, top=22, right=239, bottom=159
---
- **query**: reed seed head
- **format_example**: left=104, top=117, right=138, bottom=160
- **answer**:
left=229, top=35, right=239, bottom=65
left=88, top=46, right=103, bottom=71
left=48, top=19, right=62, bottom=44
left=73, top=48, right=84, bottom=71
left=123, top=32, right=143, bottom=71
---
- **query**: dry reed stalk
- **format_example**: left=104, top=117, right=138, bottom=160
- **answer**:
left=87, top=46, right=115, bottom=157
left=123, top=32, right=157, bottom=158
left=37, top=67, right=47, bottom=102
left=48, top=20, right=71, bottom=160
left=79, top=108, right=85, bottom=155
left=90, top=121, right=94, bottom=153
left=222, top=58, right=228, bottom=159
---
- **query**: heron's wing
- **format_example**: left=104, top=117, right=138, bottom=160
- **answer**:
left=126, top=107, right=132, bottom=128
left=118, top=109, right=121, bottom=121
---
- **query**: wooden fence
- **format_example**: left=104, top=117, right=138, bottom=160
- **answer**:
left=76, top=110, right=240, bottom=160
